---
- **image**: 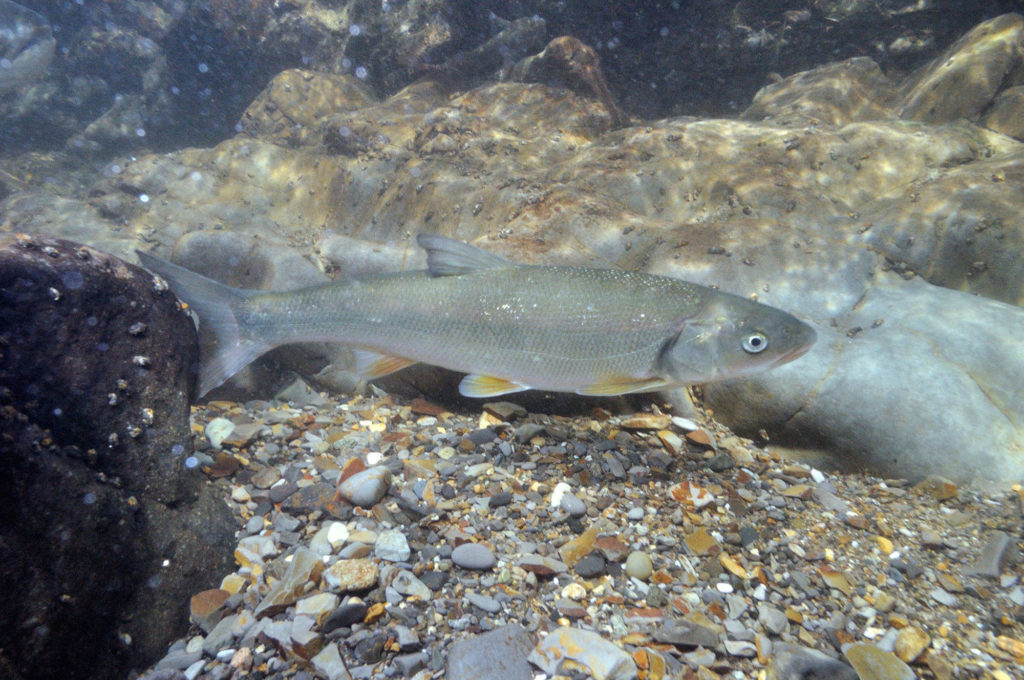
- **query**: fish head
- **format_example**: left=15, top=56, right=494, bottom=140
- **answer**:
left=660, top=295, right=817, bottom=383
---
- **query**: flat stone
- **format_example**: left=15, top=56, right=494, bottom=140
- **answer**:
left=770, top=643, right=857, bottom=680
left=654, top=614, right=723, bottom=648
left=324, top=559, right=378, bottom=592
left=447, top=624, right=535, bottom=680
left=452, top=543, right=496, bottom=570
left=519, top=553, right=568, bottom=576
left=529, top=626, right=637, bottom=680
left=965, top=531, right=1018, bottom=578
left=254, top=548, right=325, bottom=618
left=311, top=643, right=352, bottom=680
left=843, top=642, right=915, bottom=680
left=465, top=591, right=502, bottom=613
left=391, top=569, right=431, bottom=600
left=374, top=529, right=410, bottom=562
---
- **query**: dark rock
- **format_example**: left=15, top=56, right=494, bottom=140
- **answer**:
left=0, top=236, right=235, bottom=680
left=447, top=624, right=536, bottom=680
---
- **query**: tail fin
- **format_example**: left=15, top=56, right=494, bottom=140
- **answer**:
left=136, top=251, right=273, bottom=398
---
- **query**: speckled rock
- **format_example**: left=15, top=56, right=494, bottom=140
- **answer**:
left=0, top=235, right=235, bottom=680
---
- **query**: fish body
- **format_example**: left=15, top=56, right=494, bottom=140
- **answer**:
left=0, top=0, right=55, bottom=95
left=137, top=235, right=816, bottom=398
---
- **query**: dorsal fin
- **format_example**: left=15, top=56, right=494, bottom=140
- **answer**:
left=417, top=234, right=511, bottom=276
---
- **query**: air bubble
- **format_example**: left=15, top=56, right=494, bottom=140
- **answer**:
left=198, top=62, right=209, bottom=73
left=139, top=194, right=150, bottom=203
left=171, top=443, right=185, bottom=456
left=82, top=492, right=97, bottom=505
left=355, top=66, right=368, bottom=79
left=184, top=456, right=199, bottom=469
left=349, top=24, right=361, bottom=36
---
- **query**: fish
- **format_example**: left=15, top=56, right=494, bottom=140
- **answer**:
left=0, top=0, right=55, bottom=95
left=136, top=234, right=817, bottom=399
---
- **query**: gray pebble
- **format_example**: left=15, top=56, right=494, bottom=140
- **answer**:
left=559, top=493, right=586, bottom=517
left=337, top=466, right=391, bottom=508
left=965, top=530, right=1017, bottom=578
left=624, top=551, right=653, bottom=580
left=466, top=591, right=502, bottom=613
left=447, top=624, right=535, bottom=680
left=391, top=569, right=431, bottom=600
left=452, top=543, right=496, bottom=570
left=375, top=529, right=411, bottom=562
left=575, top=553, right=606, bottom=578
left=627, top=507, right=645, bottom=521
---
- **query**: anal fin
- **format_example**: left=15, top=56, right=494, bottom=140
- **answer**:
left=576, top=376, right=670, bottom=396
left=353, top=349, right=417, bottom=380
left=458, top=374, right=531, bottom=398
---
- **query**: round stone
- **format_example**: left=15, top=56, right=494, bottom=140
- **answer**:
left=625, top=551, right=653, bottom=580
left=452, top=543, right=496, bottom=570
left=337, top=466, right=391, bottom=508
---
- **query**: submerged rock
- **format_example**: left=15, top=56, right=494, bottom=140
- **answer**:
left=0, top=235, right=235, bottom=680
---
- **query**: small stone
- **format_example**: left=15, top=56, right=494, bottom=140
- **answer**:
left=929, top=588, right=959, bottom=607
left=913, top=475, right=958, bottom=501
left=893, top=626, right=929, bottom=663
left=447, top=625, right=535, bottom=680
left=466, top=591, right=502, bottom=613
left=519, top=553, right=568, bottom=576
left=254, top=548, right=325, bottom=618
left=625, top=551, right=654, bottom=580
left=653, top=614, right=723, bottom=648
left=452, top=543, right=496, bottom=570
left=483, top=401, right=527, bottom=421
left=843, top=642, right=915, bottom=680
left=965, top=531, right=1018, bottom=578
left=391, top=569, right=431, bottom=600
left=323, top=599, right=369, bottom=633
left=205, top=418, right=235, bottom=449
left=296, top=593, right=340, bottom=625
left=189, top=589, right=230, bottom=633
left=337, top=466, right=391, bottom=508
left=324, top=558, right=379, bottom=592
left=530, top=626, right=637, bottom=680
left=621, top=413, right=671, bottom=430
left=770, top=643, right=857, bottom=680
left=311, top=643, right=352, bottom=680
left=559, top=527, right=597, bottom=567
left=374, top=529, right=411, bottom=562
left=684, top=527, right=720, bottom=556
left=250, top=466, right=282, bottom=490
left=575, top=552, right=607, bottom=578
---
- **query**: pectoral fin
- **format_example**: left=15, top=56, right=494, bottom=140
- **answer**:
left=353, top=349, right=417, bottom=380
left=458, top=374, right=531, bottom=397
left=576, top=375, right=671, bottom=396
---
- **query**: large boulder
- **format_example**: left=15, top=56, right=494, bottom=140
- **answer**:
left=0, top=235, right=236, bottom=680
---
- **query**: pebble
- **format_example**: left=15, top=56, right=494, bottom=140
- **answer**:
left=451, top=543, right=496, bottom=570
left=965, top=530, right=1017, bottom=577
left=529, top=626, right=637, bottom=680
left=323, top=559, right=378, bottom=592
left=374, top=530, right=410, bottom=562
left=139, top=384, right=1020, bottom=680
left=844, top=642, right=916, bottom=680
left=205, top=417, right=235, bottom=449
left=624, top=551, right=653, bottom=580
left=337, top=466, right=391, bottom=508
left=311, top=643, right=351, bottom=680
left=465, top=591, right=502, bottom=613
left=447, top=625, right=534, bottom=680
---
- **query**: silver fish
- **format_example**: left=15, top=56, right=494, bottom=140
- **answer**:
left=136, top=235, right=816, bottom=398
left=0, top=0, right=55, bottom=95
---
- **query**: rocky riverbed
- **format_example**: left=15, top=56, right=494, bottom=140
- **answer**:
left=137, top=383, right=1024, bottom=680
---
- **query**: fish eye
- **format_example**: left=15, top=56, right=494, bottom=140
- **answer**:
left=742, top=332, right=767, bottom=353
